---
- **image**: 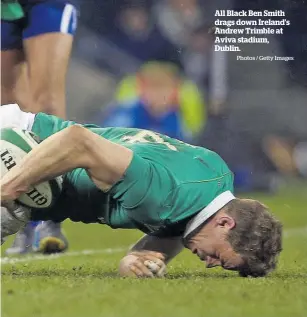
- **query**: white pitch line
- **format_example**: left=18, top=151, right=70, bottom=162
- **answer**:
left=1, top=227, right=306, bottom=266
left=1, top=247, right=126, bottom=265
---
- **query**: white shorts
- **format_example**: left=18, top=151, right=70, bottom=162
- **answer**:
left=0, top=103, right=35, bottom=131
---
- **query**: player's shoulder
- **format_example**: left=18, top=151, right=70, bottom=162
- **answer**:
left=195, top=147, right=230, bottom=166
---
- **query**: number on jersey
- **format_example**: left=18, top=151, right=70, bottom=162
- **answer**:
left=122, top=130, right=178, bottom=151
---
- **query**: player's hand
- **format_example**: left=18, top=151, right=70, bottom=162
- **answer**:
left=1, top=200, right=30, bottom=242
left=1, top=199, right=17, bottom=209
left=119, top=251, right=166, bottom=278
left=0, top=183, right=19, bottom=203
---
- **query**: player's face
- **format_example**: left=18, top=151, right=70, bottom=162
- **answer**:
left=188, top=238, right=244, bottom=271
left=185, top=214, right=245, bottom=272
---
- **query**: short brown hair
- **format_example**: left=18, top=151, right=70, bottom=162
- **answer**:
left=226, top=199, right=282, bottom=277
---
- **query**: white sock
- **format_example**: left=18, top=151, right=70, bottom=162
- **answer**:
left=0, top=103, right=35, bottom=131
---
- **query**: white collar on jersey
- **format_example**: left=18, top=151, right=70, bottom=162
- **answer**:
left=183, top=191, right=236, bottom=238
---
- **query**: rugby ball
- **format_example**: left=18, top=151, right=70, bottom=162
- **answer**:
left=0, top=128, right=62, bottom=209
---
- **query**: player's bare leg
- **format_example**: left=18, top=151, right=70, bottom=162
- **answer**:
left=23, top=33, right=73, bottom=118
left=1, top=125, right=133, bottom=202
left=2, top=35, right=73, bottom=253
left=21, top=31, right=74, bottom=252
left=1, top=49, right=26, bottom=106
left=2, top=3, right=76, bottom=253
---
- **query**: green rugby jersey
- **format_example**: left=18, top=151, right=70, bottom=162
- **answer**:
left=31, top=113, right=235, bottom=237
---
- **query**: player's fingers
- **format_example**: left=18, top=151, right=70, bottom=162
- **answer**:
left=144, top=259, right=166, bottom=277
left=129, top=265, right=144, bottom=277
left=133, top=261, right=155, bottom=278
left=156, top=265, right=167, bottom=277
left=130, top=264, right=154, bottom=278
left=142, top=254, right=165, bottom=267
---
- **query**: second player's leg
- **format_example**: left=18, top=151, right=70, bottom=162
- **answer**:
left=22, top=2, right=77, bottom=118
left=23, top=33, right=72, bottom=118
left=21, top=1, right=77, bottom=252
left=1, top=50, right=25, bottom=105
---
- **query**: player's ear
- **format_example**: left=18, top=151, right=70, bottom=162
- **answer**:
left=216, top=216, right=236, bottom=230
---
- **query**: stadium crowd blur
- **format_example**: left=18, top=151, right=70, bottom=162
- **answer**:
left=67, top=0, right=307, bottom=192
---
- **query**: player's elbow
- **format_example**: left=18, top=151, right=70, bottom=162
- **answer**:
left=65, top=125, right=88, bottom=146
left=65, top=124, right=86, bottom=136
left=67, top=125, right=99, bottom=153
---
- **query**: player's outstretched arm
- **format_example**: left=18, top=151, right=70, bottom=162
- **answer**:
left=129, top=235, right=184, bottom=263
left=1, top=125, right=133, bottom=202
left=119, top=235, right=184, bottom=278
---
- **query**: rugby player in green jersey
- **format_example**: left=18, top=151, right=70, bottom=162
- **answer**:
left=1, top=104, right=282, bottom=278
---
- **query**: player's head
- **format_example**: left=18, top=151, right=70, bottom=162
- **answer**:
left=184, top=198, right=283, bottom=277
left=136, top=62, right=181, bottom=113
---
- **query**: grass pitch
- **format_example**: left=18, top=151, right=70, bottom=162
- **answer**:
left=1, top=185, right=307, bottom=317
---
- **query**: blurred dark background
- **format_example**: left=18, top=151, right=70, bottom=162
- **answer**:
left=65, top=0, right=307, bottom=192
